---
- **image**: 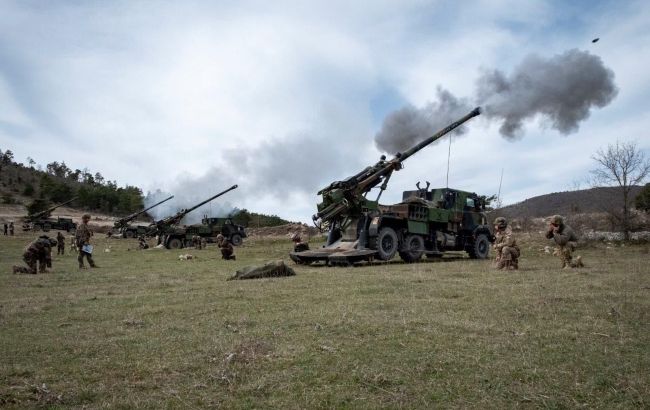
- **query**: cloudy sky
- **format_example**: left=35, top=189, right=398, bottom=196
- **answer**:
left=1, top=0, right=648, bottom=222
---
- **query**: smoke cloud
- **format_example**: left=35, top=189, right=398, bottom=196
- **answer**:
left=375, top=49, right=618, bottom=151
left=477, top=49, right=618, bottom=138
left=374, top=88, right=471, bottom=154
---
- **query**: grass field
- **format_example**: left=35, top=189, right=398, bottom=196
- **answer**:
left=1, top=231, right=648, bottom=409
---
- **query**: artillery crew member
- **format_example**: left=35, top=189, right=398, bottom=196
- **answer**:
left=3, top=223, right=7, bottom=235
left=217, top=234, right=236, bottom=260
left=138, top=235, right=149, bottom=250
left=13, top=235, right=57, bottom=274
left=56, top=232, right=65, bottom=255
left=9, top=222, right=14, bottom=236
left=291, top=233, right=309, bottom=253
left=545, top=215, right=584, bottom=268
left=75, top=214, right=97, bottom=269
left=492, top=217, right=520, bottom=270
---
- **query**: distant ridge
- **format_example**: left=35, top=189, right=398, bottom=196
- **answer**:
left=495, top=186, right=643, bottom=219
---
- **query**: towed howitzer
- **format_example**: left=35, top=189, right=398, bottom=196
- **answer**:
left=313, top=107, right=482, bottom=230
left=26, top=198, right=77, bottom=222
left=113, top=195, right=174, bottom=231
left=147, top=185, right=238, bottom=237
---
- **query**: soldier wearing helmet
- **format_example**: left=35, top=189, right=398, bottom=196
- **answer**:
left=216, top=234, right=235, bottom=260
left=12, top=235, right=57, bottom=274
left=75, top=214, right=97, bottom=269
left=546, top=214, right=583, bottom=268
left=492, top=217, right=520, bottom=270
left=291, top=232, right=310, bottom=253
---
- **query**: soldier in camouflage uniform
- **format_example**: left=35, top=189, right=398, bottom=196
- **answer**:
left=9, top=222, right=14, bottom=236
left=545, top=215, right=584, bottom=268
left=138, top=235, right=149, bottom=250
left=291, top=233, right=310, bottom=253
left=56, top=232, right=65, bottom=255
left=75, top=214, right=97, bottom=269
left=492, top=217, right=520, bottom=270
left=13, top=235, right=57, bottom=274
left=216, top=234, right=235, bottom=260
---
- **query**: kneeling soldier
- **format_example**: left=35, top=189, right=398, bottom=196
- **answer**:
left=546, top=215, right=584, bottom=268
left=217, top=234, right=236, bottom=261
left=493, top=217, right=520, bottom=270
left=13, top=235, right=57, bottom=274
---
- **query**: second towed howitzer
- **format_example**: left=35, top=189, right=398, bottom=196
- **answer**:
left=290, top=107, right=491, bottom=265
left=148, top=185, right=239, bottom=248
left=23, top=198, right=78, bottom=232
left=114, top=195, right=174, bottom=238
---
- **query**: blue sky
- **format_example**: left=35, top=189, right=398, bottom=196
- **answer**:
left=0, top=0, right=648, bottom=222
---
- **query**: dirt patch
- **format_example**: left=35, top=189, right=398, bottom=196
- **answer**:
left=245, top=223, right=320, bottom=239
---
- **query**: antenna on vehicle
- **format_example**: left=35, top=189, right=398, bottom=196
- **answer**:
left=446, top=131, right=453, bottom=188
left=496, top=168, right=504, bottom=209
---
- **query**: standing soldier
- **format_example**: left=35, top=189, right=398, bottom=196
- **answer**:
left=75, top=214, right=97, bottom=269
left=12, top=235, right=57, bottom=274
left=9, top=222, right=14, bottom=236
left=56, top=231, right=65, bottom=255
left=3, top=223, right=7, bottom=235
left=200, top=237, right=207, bottom=250
left=492, top=217, right=520, bottom=270
left=216, top=234, right=236, bottom=260
left=546, top=215, right=584, bottom=268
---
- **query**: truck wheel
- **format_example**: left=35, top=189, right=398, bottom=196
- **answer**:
left=42, top=224, right=51, bottom=232
left=125, top=230, right=135, bottom=239
left=376, top=227, right=398, bottom=261
left=33, top=224, right=41, bottom=232
left=230, top=234, right=243, bottom=246
left=167, top=238, right=183, bottom=249
left=469, top=233, right=490, bottom=259
left=399, top=235, right=424, bottom=263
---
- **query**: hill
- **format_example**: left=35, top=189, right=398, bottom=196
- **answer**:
left=495, top=186, right=644, bottom=219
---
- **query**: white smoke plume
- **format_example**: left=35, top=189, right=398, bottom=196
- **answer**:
left=375, top=49, right=618, bottom=151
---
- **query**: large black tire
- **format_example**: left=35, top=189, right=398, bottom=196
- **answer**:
left=230, top=234, right=243, bottom=246
left=125, top=230, right=135, bottom=239
left=376, top=227, right=398, bottom=261
left=468, top=233, right=490, bottom=259
left=167, top=237, right=183, bottom=249
left=399, top=235, right=425, bottom=263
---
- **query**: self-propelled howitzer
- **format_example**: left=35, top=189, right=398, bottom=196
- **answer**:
left=291, top=107, right=484, bottom=265
left=147, top=185, right=238, bottom=237
left=313, top=107, right=481, bottom=229
left=113, top=195, right=174, bottom=231
left=26, top=198, right=77, bottom=222
left=23, top=198, right=78, bottom=232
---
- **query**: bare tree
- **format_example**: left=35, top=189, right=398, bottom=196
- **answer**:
left=591, top=141, right=650, bottom=240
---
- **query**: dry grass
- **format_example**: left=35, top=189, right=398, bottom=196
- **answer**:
left=0, top=231, right=648, bottom=408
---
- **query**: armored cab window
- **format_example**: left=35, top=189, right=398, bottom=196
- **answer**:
left=466, top=198, right=475, bottom=208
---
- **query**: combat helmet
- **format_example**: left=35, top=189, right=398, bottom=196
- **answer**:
left=216, top=234, right=224, bottom=241
left=494, top=217, right=507, bottom=229
left=550, top=215, right=564, bottom=226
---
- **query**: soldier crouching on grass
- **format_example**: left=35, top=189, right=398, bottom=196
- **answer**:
left=75, top=214, right=97, bottom=269
left=493, top=217, right=520, bottom=270
left=216, top=234, right=236, bottom=260
left=545, top=215, right=584, bottom=269
left=13, top=235, right=57, bottom=274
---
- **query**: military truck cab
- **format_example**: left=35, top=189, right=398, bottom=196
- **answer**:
left=366, top=187, right=493, bottom=263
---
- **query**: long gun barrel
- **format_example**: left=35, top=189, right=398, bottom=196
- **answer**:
left=27, top=198, right=77, bottom=221
left=313, top=107, right=481, bottom=224
left=113, top=195, right=174, bottom=229
left=150, top=185, right=238, bottom=233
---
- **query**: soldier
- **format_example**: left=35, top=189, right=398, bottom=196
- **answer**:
left=138, top=235, right=149, bottom=250
left=216, top=234, right=236, bottom=260
left=69, top=235, right=78, bottom=253
left=56, top=231, right=65, bottom=255
left=492, top=217, right=520, bottom=270
left=3, top=223, right=7, bottom=235
left=200, top=237, right=207, bottom=250
left=9, top=222, right=14, bottom=236
left=75, top=214, right=97, bottom=269
left=291, top=233, right=310, bottom=252
left=545, top=215, right=584, bottom=268
left=13, top=235, right=57, bottom=274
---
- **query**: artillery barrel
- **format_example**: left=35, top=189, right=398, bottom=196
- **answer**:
left=396, top=107, right=481, bottom=162
left=114, top=195, right=174, bottom=228
left=181, top=185, right=238, bottom=216
left=28, top=197, right=77, bottom=220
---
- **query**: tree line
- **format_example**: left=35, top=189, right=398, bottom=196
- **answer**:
left=0, top=148, right=144, bottom=215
